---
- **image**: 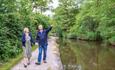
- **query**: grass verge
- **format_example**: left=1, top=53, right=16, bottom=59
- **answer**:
left=0, top=45, right=37, bottom=70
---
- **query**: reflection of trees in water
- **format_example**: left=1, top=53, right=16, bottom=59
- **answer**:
left=59, top=39, right=115, bottom=70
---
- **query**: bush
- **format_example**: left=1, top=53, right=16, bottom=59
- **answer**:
left=109, top=36, right=115, bottom=45
left=0, top=13, right=23, bottom=62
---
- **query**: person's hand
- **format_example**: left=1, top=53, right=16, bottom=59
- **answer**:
left=22, top=46, right=25, bottom=49
left=51, top=25, right=53, bottom=27
left=22, top=46, right=25, bottom=47
left=35, top=42, right=38, bottom=45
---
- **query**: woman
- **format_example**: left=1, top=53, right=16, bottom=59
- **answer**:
left=22, top=27, right=34, bottom=68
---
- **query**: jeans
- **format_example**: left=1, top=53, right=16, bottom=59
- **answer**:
left=38, top=44, right=47, bottom=63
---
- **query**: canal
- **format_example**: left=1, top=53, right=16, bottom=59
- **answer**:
left=59, top=39, right=115, bottom=70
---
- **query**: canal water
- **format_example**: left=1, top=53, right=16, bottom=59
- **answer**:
left=59, top=39, right=115, bottom=70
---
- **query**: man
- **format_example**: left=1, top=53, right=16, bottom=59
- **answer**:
left=35, top=24, right=52, bottom=65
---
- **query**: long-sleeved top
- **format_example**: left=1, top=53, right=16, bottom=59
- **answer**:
left=36, top=26, right=52, bottom=46
left=22, top=32, right=34, bottom=47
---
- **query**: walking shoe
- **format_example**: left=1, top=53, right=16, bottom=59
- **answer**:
left=27, top=62, right=30, bottom=65
left=35, top=62, right=41, bottom=65
left=24, top=64, right=27, bottom=68
left=43, top=60, right=47, bottom=63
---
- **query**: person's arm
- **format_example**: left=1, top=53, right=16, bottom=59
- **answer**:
left=36, top=32, right=39, bottom=43
left=22, top=33, right=25, bottom=47
left=46, top=25, right=52, bottom=33
left=35, top=32, right=39, bottom=45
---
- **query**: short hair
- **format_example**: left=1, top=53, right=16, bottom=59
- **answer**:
left=23, top=27, right=29, bottom=33
left=38, top=24, right=43, bottom=27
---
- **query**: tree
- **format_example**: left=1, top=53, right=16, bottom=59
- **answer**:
left=54, top=0, right=80, bottom=36
left=32, top=0, right=52, bottom=13
left=69, top=0, right=115, bottom=41
left=0, top=0, right=17, bottom=13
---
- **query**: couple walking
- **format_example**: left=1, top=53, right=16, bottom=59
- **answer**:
left=22, top=24, right=52, bottom=68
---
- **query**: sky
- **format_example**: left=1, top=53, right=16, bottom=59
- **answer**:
left=43, top=0, right=59, bottom=17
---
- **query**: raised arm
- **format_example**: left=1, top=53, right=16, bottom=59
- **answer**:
left=46, top=25, right=52, bottom=33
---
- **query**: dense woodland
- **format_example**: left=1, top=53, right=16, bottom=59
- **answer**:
left=0, top=0, right=115, bottom=66
left=54, top=0, right=115, bottom=44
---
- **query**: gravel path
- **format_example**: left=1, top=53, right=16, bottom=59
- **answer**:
left=11, top=37, right=63, bottom=70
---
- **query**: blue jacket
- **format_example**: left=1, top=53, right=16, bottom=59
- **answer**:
left=36, top=26, right=52, bottom=45
left=22, top=32, right=34, bottom=47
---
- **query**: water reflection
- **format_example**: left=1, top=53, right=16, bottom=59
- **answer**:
left=59, top=39, right=115, bottom=70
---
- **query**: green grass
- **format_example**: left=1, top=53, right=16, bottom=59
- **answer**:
left=0, top=45, right=37, bottom=70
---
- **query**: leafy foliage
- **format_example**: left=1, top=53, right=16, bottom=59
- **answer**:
left=0, top=0, right=51, bottom=62
left=69, top=0, right=115, bottom=42
left=54, top=0, right=115, bottom=44
left=54, top=0, right=79, bottom=37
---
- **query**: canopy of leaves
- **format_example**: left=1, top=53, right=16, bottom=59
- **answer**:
left=70, top=0, right=115, bottom=42
left=53, top=0, right=80, bottom=37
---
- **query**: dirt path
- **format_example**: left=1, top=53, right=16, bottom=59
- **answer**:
left=11, top=37, right=63, bottom=70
